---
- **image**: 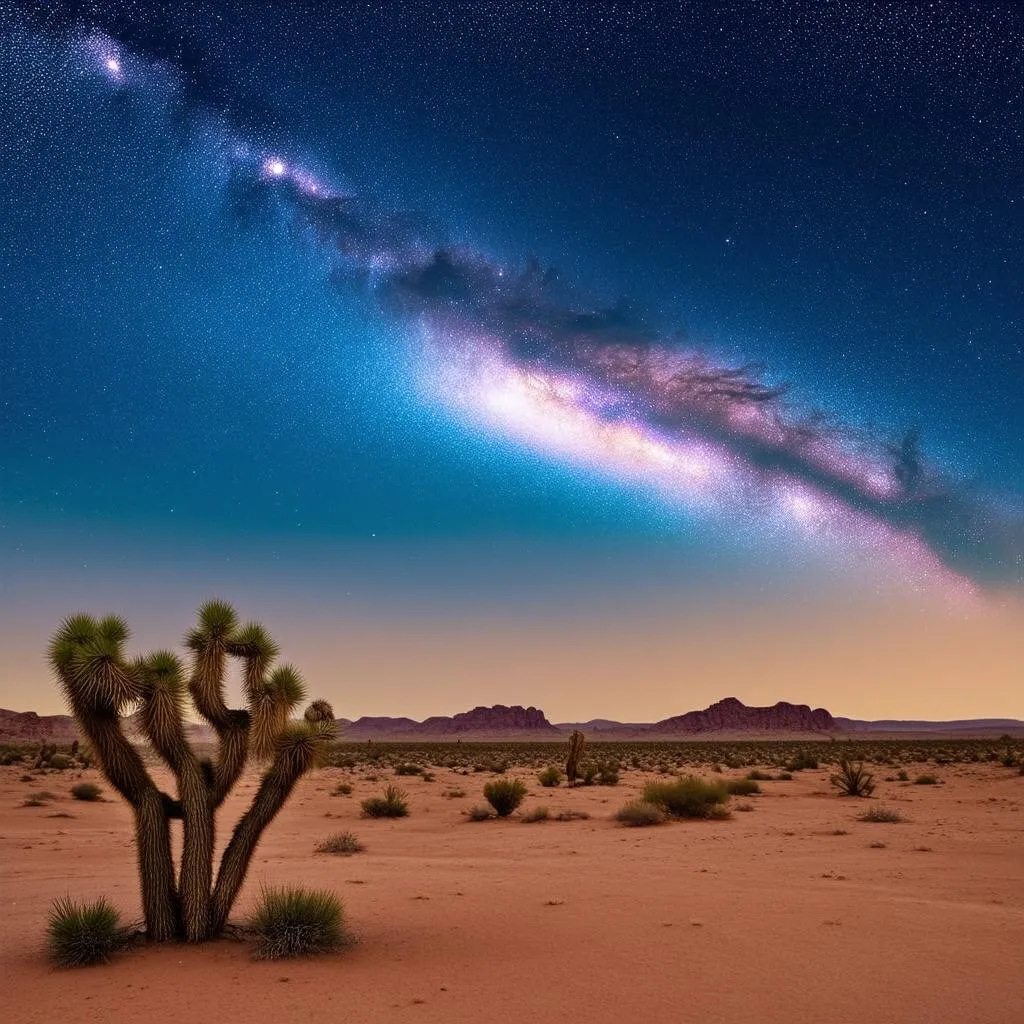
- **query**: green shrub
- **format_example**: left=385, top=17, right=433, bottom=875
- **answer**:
left=914, top=774, right=939, bottom=785
left=537, top=766, right=563, bottom=788
left=858, top=805, right=904, bottom=823
left=596, top=764, right=620, bottom=786
left=830, top=760, right=875, bottom=797
left=331, top=783, right=353, bottom=796
left=615, top=800, right=665, bottom=827
left=70, top=782, right=103, bottom=802
left=726, top=778, right=761, bottom=796
left=483, top=778, right=528, bottom=817
left=521, top=806, right=550, bottom=823
left=579, top=762, right=598, bottom=786
left=466, top=804, right=493, bottom=821
left=249, top=886, right=347, bottom=959
left=47, top=754, right=74, bottom=770
left=360, top=785, right=409, bottom=818
left=785, top=753, right=819, bottom=771
left=315, top=831, right=365, bottom=856
left=47, top=896, right=128, bottom=967
left=643, top=776, right=729, bottom=819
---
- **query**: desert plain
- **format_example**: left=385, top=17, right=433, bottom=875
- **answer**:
left=1, top=753, right=1022, bottom=1024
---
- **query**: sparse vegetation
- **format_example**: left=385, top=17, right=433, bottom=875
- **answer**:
left=554, top=809, right=591, bottom=821
left=394, top=763, right=422, bottom=776
left=643, top=776, right=729, bottom=819
left=914, top=774, right=939, bottom=785
left=483, top=777, right=528, bottom=817
left=47, top=896, right=129, bottom=967
left=746, top=769, right=772, bottom=781
left=537, top=766, right=563, bottom=787
left=331, top=782, right=353, bottom=796
left=360, top=785, right=409, bottom=818
left=315, top=832, right=364, bottom=856
left=521, top=806, right=550, bottom=823
left=726, top=778, right=761, bottom=796
left=830, top=760, right=876, bottom=797
left=70, top=782, right=103, bottom=802
left=248, top=886, right=347, bottom=960
left=615, top=800, right=665, bottom=826
left=466, top=804, right=493, bottom=821
left=859, top=805, right=904, bottom=823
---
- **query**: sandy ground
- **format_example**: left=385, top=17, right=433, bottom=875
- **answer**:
left=1, top=761, right=1021, bottom=1024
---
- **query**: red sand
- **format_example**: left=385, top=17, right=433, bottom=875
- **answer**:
left=2, top=762, right=1021, bottom=1023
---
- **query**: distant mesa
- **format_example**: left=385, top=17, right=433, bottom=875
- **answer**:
left=0, top=708, right=79, bottom=744
left=340, top=705, right=561, bottom=739
left=647, top=696, right=835, bottom=735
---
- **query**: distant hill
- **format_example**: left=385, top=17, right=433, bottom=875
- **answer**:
left=340, top=705, right=561, bottom=740
left=3, top=700, right=1022, bottom=743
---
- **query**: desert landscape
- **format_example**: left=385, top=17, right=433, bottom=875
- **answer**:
left=2, top=728, right=1022, bottom=1024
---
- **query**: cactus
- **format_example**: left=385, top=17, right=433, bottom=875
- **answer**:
left=47, top=600, right=336, bottom=943
left=565, top=729, right=585, bottom=786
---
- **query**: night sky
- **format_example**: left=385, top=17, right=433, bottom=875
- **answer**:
left=1, top=2, right=1022, bottom=720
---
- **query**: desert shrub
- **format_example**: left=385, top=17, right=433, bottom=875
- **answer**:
left=331, top=783, right=353, bottom=796
left=746, top=769, right=772, bottom=781
left=596, top=764, right=620, bottom=786
left=315, top=831, right=365, bottom=856
left=830, top=760, right=875, bottom=797
left=554, top=809, right=591, bottom=821
left=360, top=785, right=409, bottom=818
left=483, top=778, right=528, bottom=817
left=249, top=886, right=346, bottom=960
left=47, top=896, right=127, bottom=967
left=859, top=806, right=904, bottom=823
left=466, top=804, right=494, bottom=821
left=538, top=766, right=563, bottom=788
left=726, top=778, right=761, bottom=796
left=707, top=804, right=732, bottom=820
left=47, top=754, right=74, bottom=770
left=643, top=776, right=728, bottom=819
left=897, top=770, right=909, bottom=782
left=579, top=762, right=598, bottom=786
left=914, top=774, right=939, bottom=785
left=521, top=806, right=550, bottom=823
left=70, top=782, right=103, bottom=802
left=734, top=801, right=754, bottom=812
left=775, top=772, right=793, bottom=781
left=421, top=771, right=436, bottom=782
left=442, top=788, right=467, bottom=799
left=615, top=800, right=665, bottom=827
left=394, top=763, right=422, bottom=776
left=786, top=753, right=819, bottom=771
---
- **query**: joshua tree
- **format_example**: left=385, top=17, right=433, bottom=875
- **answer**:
left=565, top=729, right=585, bottom=786
left=47, top=600, right=336, bottom=943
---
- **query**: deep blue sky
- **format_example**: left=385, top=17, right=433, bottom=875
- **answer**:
left=1, top=2, right=1022, bottom=718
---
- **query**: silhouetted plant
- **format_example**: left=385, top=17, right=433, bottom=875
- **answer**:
left=47, top=601, right=336, bottom=943
left=48, top=896, right=130, bottom=967
left=483, top=777, right=527, bottom=817
left=830, top=760, right=875, bottom=797
left=248, top=886, right=347, bottom=960
left=565, top=730, right=585, bottom=786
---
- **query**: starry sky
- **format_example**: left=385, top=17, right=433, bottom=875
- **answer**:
left=1, top=2, right=1022, bottom=721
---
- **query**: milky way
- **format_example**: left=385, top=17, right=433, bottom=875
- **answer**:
left=13, top=13, right=1023, bottom=594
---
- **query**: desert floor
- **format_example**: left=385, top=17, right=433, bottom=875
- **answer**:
left=1, top=761, right=1021, bottom=1024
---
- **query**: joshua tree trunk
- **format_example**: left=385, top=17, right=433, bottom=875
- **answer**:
left=48, top=602, right=335, bottom=945
left=566, top=729, right=585, bottom=786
